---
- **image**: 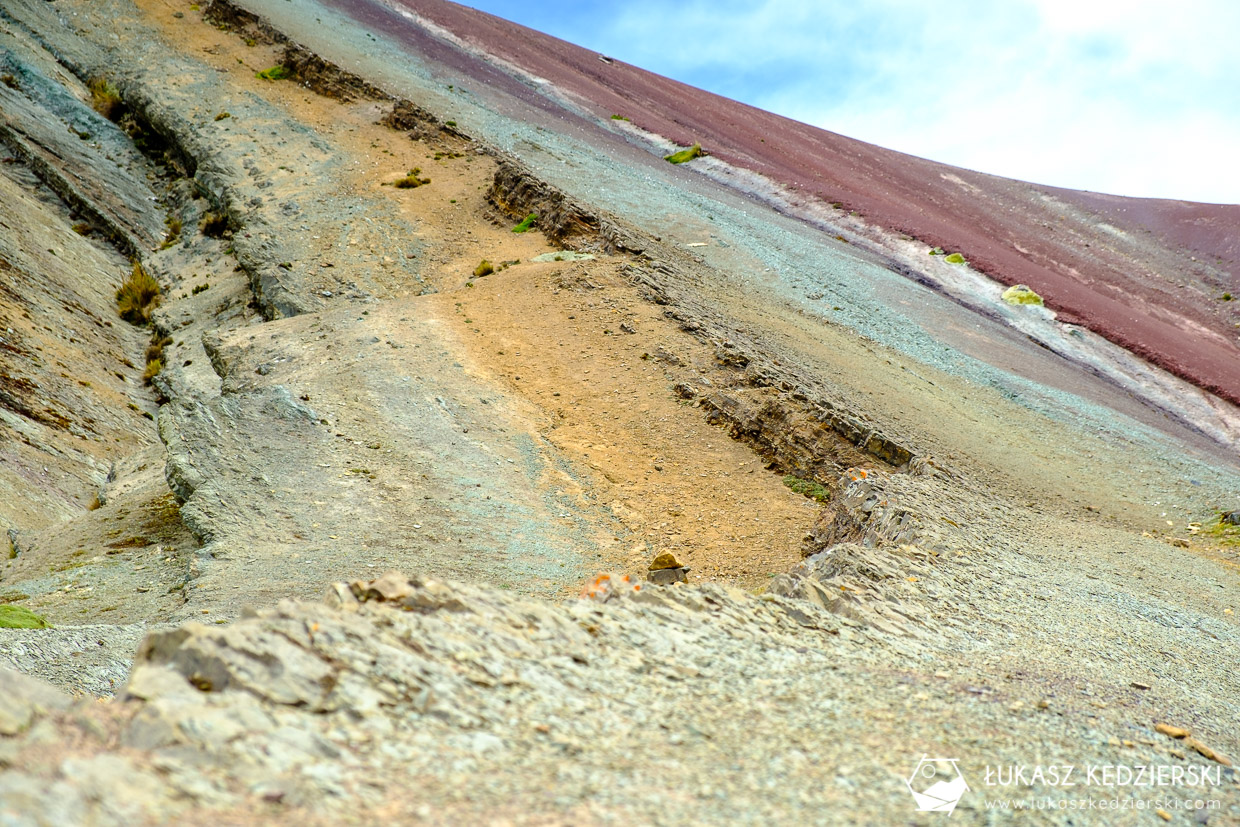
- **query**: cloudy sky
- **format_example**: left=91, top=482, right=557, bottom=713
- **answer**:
left=460, top=0, right=1240, bottom=204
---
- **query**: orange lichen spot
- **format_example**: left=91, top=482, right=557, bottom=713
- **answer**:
left=580, top=572, right=641, bottom=601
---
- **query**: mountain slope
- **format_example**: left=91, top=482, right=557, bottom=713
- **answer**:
left=327, top=0, right=1240, bottom=408
left=0, top=0, right=1238, bottom=823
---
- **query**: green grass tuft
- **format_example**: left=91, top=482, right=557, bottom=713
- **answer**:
left=782, top=475, right=830, bottom=503
left=944, top=252, right=966, bottom=264
left=610, top=114, right=630, bottom=121
left=1203, top=512, right=1240, bottom=547
left=393, top=168, right=431, bottom=188
left=512, top=213, right=537, bottom=233
left=256, top=65, right=291, bottom=81
left=0, top=605, right=51, bottom=629
left=664, top=143, right=704, bottom=164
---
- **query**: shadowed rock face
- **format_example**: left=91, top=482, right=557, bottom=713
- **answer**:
left=327, top=0, right=1240, bottom=406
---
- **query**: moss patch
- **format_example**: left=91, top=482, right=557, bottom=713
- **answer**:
left=944, top=252, right=966, bottom=264
left=512, top=213, right=537, bottom=233
left=664, top=143, right=704, bottom=164
left=1002, top=284, right=1044, bottom=306
left=783, top=475, right=830, bottom=503
left=256, top=65, right=292, bottom=81
left=0, top=605, right=51, bottom=629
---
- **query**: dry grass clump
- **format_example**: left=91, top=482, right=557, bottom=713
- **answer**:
left=393, top=168, right=431, bottom=188
left=473, top=260, right=494, bottom=277
left=143, top=333, right=172, bottom=386
left=88, top=77, right=124, bottom=121
left=199, top=211, right=229, bottom=238
left=116, top=262, right=160, bottom=324
left=161, top=215, right=183, bottom=249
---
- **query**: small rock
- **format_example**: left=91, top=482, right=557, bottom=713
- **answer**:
left=1184, top=736, right=1233, bottom=767
left=323, top=581, right=360, bottom=611
left=647, top=567, right=689, bottom=586
left=362, top=571, right=414, bottom=602
left=649, top=551, right=684, bottom=571
left=1156, top=809, right=1171, bottom=822
left=1222, top=510, right=1240, bottom=526
left=1155, top=722, right=1190, bottom=739
left=1130, top=681, right=1150, bottom=690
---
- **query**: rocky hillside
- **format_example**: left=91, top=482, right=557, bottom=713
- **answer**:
left=0, top=0, right=1237, bottom=823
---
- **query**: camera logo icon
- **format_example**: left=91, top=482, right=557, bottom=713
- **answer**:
left=906, top=755, right=969, bottom=814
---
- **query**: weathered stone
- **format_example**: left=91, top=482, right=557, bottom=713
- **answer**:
left=1154, top=722, right=1189, bottom=739
left=0, top=667, right=71, bottom=735
left=649, top=551, right=684, bottom=571
left=323, top=581, right=361, bottom=611
left=1184, top=736, right=1233, bottom=767
left=363, top=571, right=414, bottom=602
left=647, top=567, right=689, bottom=586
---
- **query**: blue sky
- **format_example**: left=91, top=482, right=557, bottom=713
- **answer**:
left=459, top=0, right=1240, bottom=204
